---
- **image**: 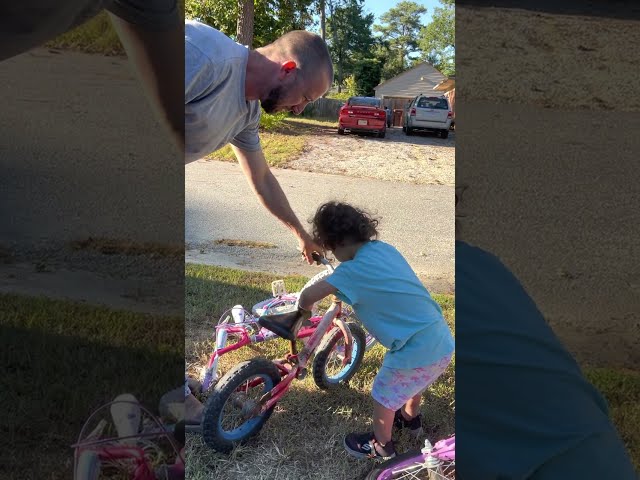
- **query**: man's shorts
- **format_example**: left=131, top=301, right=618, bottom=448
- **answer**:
left=372, top=353, right=452, bottom=411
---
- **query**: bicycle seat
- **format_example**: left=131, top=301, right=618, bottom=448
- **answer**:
left=258, top=310, right=307, bottom=341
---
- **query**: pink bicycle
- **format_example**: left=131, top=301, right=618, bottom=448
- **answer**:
left=366, top=435, right=455, bottom=480
left=199, top=257, right=374, bottom=393
left=201, top=254, right=369, bottom=452
left=72, top=395, right=185, bottom=479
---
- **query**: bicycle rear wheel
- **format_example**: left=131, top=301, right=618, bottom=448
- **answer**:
left=365, top=450, right=455, bottom=480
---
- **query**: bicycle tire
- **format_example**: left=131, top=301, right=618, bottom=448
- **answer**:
left=202, top=358, right=281, bottom=453
left=312, top=322, right=366, bottom=390
left=365, top=449, right=455, bottom=480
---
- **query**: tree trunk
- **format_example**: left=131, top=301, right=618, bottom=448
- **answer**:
left=319, top=0, right=326, bottom=40
left=337, top=54, right=343, bottom=92
left=328, top=0, right=339, bottom=91
left=237, top=0, right=254, bottom=47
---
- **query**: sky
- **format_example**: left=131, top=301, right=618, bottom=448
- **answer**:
left=309, top=0, right=439, bottom=35
left=362, top=0, right=438, bottom=26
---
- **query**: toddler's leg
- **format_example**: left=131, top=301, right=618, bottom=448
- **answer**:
left=402, top=392, right=423, bottom=419
left=373, top=400, right=395, bottom=445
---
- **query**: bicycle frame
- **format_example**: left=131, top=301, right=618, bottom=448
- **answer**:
left=256, top=300, right=343, bottom=413
left=202, top=303, right=355, bottom=389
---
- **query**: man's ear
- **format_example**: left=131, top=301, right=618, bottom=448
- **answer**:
left=279, top=60, right=297, bottom=79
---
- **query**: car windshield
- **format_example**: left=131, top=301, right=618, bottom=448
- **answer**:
left=417, top=97, right=448, bottom=109
left=348, top=97, right=381, bottom=108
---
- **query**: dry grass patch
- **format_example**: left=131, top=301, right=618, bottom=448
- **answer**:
left=70, top=237, right=184, bottom=257
left=214, top=239, right=278, bottom=249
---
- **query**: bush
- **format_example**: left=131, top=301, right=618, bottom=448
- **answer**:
left=259, top=111, right=288, bottom=131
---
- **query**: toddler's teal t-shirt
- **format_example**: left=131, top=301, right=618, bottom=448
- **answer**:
left=325, top=241, right=454, bottom=369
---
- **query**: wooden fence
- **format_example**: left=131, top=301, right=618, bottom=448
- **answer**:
left=301, top=97, right=345, bottom=120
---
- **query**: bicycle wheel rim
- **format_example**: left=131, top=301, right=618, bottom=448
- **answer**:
left=325, top=336, right=361, bottom=382
left=372, top=454, right=455, bottom=480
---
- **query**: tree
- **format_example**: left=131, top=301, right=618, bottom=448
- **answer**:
left=317, top=0, right=326, bottom=40
left=185, top=0, right=316, bottom=48
left=326, top=0, right=375, bottom=92
left=374, top=1, right=426, bottom=70
left=351, top=56, right=382, bottom=96
left=372, top=39, right=404, bottom=82
left=419, top=0, right=455, bottom=75
left=236, top=0, right=254, bottom=46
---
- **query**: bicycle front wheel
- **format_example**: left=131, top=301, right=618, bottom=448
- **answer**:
left=312, top=322, right=366, bottom=390
left=365, top=450, right=455, bottom=480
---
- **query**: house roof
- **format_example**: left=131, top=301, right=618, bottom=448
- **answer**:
left=433, top=77, right=455, bottom=92
left=374, top=62, right=447, bottom=98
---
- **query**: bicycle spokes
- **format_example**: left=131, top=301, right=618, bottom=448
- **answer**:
left=220, top=375, right=270, bottom=435
left=325, top=336, right=359, bottom=381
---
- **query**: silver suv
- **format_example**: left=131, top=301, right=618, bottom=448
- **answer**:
left=403, top=94, right=453, bottom=138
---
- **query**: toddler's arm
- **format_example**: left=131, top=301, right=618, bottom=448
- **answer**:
left=298, top=280, right=337, bottom=311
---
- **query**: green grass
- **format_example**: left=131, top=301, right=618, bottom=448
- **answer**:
left=205, top=115, right=338, bottom=167
left=0, top=294, right=183, bottom=479
left=185, top=263, right=454, bottom=480
left=46, top=12, right=124, bottom=56
left=206, top=132, right=307, bottom=168
left=585, top=368, right=640, bottom=469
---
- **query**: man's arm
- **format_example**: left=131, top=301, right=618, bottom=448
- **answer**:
left=232, top=145, right=322, bottom=264
left=108, top=14, right=185, bottom=154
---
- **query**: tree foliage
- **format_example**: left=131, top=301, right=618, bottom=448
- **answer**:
left=351, top=56, right=382, bottom=96
left=326, top=0, right=375, bottom=91
left=419, top=0, right=455, bottom=76
left=373, top=1, right=426, bottom=70
left=185, top=0, right=315, bottom=48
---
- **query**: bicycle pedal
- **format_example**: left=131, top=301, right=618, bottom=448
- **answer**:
left=296, top=368, right=308, bottom=380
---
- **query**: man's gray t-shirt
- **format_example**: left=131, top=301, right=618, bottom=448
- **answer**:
left=185, top=20, right=262, bottom=163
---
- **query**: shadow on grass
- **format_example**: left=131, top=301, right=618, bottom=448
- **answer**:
left=1, top=297, right=183, bottom=479
left=270, top=118, right=339, bottom=138
left=185, top=267, right=308, bottom=333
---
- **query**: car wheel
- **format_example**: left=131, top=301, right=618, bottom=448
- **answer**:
left=406, top=127, right=413, bottom=136
left=338, top=127, right=345, bottom=135
left=378, top=129, right=386, bottom=138
left=440, top=129, right=449, bottom=139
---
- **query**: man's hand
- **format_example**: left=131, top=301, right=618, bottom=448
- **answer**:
left=298, top=234, right=323, bottom=265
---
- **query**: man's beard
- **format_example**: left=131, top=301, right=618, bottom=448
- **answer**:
left=261, top=85, right=284, bottom=114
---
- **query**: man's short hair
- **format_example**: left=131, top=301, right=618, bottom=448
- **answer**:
left=267, top=31, right=333, bottom=86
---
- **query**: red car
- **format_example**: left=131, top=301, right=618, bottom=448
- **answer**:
left=338, top=96, right=387, bottom=138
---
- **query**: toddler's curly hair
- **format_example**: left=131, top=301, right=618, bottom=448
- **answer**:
left=311, top=201, right=379, bottom=251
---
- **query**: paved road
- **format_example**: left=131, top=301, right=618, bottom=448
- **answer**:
left=0, top=48, right=182, bottom=247
left=186, top=161, right=455, bottom=294
left=0, top=48, right=182, bottom=314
